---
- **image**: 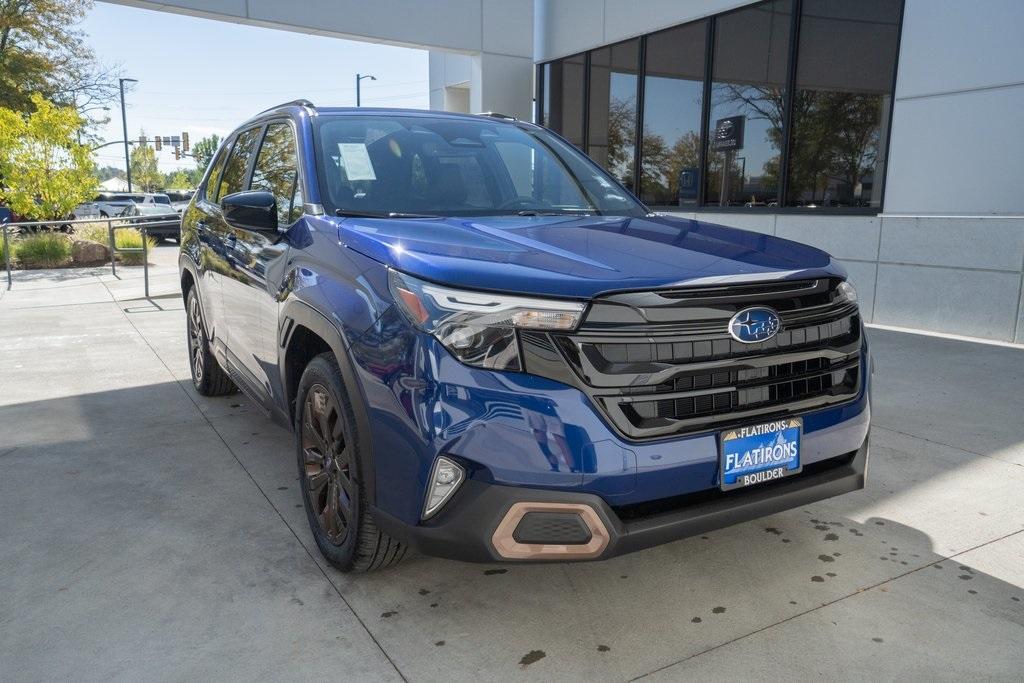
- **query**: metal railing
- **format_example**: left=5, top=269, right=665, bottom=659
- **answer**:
left=1, top=213, right=180, bottom=295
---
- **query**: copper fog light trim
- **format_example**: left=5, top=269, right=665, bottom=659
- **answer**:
left=491, top=502, right=610, bottom=560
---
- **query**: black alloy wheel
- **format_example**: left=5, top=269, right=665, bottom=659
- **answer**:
left=185, top=287, right=234, bottom=396
left=295, top=353, right=406, bottom=572
left=301, top=384, right=355, bottom=546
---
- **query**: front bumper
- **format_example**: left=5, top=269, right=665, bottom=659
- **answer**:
left=373, top=435, right=868, bottom=563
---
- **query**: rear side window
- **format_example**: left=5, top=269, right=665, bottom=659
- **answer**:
left=205, top=148, right=229, bottom=203
left=220, top=127, right=262, bottom=198
left=251, top=122, right=304, bottom=226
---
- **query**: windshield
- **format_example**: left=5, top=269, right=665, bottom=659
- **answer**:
left=313, top=115, right=648, bottom=218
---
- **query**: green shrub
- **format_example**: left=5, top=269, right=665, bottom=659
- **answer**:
left=15, top=232, right=72, bottom=268
left=73, top=222, right=112, bottom=245
left=115, top=228, right=157, bottom=265
left=0, top=229, right=12, bottom=268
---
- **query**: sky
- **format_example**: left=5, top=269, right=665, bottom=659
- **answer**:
left=80, top=3, right=430, bottom=173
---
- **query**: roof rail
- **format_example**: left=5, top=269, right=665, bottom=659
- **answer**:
left=258, top=99, right=315, bottom=115
left=475, top=111, right=518, bottom=121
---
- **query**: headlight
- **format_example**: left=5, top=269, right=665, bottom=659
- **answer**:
left=837, top=281, right=858, bottom=305
left=389, top=270, right=586, bottom=372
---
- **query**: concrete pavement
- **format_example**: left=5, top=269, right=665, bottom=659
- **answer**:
left=2, top=246, right=1023, bottom=681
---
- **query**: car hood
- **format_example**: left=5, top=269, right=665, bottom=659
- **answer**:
left=332, top=214, right=843, bottom=299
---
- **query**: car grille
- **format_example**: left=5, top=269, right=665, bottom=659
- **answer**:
left=520, top=278, right=863, bottom=440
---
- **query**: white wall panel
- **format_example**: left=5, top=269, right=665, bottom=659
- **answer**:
left=483, top=0, right=534, bottom=58
left=884, top=84, right=1024, bottom=215
left=534, top=0, right=605, bottom=61
left=874, top=264, right=1020, bottom=340
left=602, top=0, right=747, bottom=45
left=896, top=0, right=1024, bottom=98
left=879, top=217, right=1024, bottom=271
left=774, top=216, right=881, bottom=263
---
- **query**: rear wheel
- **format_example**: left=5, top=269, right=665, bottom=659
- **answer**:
left=296, top=353, right=407, bottom=572
left=185, top=287, right=234, bottom=396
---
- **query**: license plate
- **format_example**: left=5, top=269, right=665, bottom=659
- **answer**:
left=720, top=418, right=802, bottom=491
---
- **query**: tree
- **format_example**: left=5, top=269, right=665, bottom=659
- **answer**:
left=188, top=133, right=221, bottom=185
left=190, top=134, right=220, bottom=171
left=0, top=93, right=97, bottom=219
left=129, top=133, right=161, bottom=192
left=165, top=169, right=192, bottom=189
left=96, top=165, right=124, bottom=182
left=0, top=1, right=120, bottom=116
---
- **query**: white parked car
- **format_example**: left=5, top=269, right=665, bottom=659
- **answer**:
left=93, top=192, right=174, bottom=218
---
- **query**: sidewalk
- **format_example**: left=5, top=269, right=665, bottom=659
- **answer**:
left=2, top=250, right=1022, bottom=681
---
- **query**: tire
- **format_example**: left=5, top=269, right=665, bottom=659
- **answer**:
left=185, top=286, right=235, bottom=396
left=295, top=353, right=407, bottom=573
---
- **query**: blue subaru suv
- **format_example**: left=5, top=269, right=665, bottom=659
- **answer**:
left=179, top=101, right=870, bottom=572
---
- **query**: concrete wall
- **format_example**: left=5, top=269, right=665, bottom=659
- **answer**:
left=662, top=212, right=1024, bottom=343
left=535, top=0, right=757, bottom=61
left=885, top=0, right=1024, bottom=216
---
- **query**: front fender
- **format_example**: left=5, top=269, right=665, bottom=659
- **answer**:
left=280, top=299, right=383, bottom=508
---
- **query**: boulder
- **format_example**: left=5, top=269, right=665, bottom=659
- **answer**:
left=71, top=239, right=110, bottom=265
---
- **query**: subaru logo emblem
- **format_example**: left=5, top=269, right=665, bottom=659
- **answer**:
left=728, top=307, right=781, bottom=344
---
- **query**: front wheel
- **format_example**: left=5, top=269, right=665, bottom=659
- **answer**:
left=185, top=287, right=235, bottom=396
left=296, top=353, right=407, bottom=572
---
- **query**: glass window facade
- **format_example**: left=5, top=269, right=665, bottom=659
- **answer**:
left=540, top=54, right=586, bottom=148
left=640, top=22, right=706, bottom=207
left=587, top=39, right=639, bottom=191
left=537, top=0, right=903, bottom=213
left=786, top=0, right=902, bottom=208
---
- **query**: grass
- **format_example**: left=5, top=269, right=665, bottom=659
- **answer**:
left=1, top=228, right=11, bottom=268
left=114, top=228, right=157, bottom=265
left=13, top=232, right=72, bottom=269
left=72, top=221, right=113, bottom=245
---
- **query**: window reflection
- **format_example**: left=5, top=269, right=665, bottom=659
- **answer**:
left=639, top=22, right=707, bottom=207
left=220, top=127, right=262, bottom=198
left=543, top=54, right=585, bottom=148
left=251, top=122, right=303, bottom=225
left=535, top=0, right=902, bottom=213
left=785, top=0, right=901, bottom=207
left=706, top=0, right=792, bottom=208
left=204, top=148, right=229, bottom=204
left=587, top=40, right=639, bottom=191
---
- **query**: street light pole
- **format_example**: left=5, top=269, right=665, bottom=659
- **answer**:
left=119, top=77, right=138, bottom=191
left=355, top=73, right=376, bottom=107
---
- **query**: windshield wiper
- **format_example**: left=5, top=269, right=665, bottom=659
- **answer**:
left=515, top=209, right=594, bottom=216
left=335, top=209, right=438, bottom=219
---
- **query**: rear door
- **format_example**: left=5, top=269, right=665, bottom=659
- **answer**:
left=213, top=126, right=267, bottom=396
left=226, top=120, right=305, bottom=405
left=189, top=141, right=233, bottom=349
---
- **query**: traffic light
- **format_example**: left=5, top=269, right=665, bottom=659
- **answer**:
left=154, top=136, right=162, bottom=151
left=182, top=131, right=189, bottom=152
left=174, top=146, right=180, bottom=160
left=138, top=134, right=146, bottom=147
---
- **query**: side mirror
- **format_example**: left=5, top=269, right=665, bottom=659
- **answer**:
left=221, top=191, right=278, bottom=233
